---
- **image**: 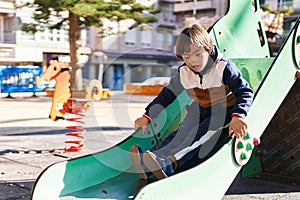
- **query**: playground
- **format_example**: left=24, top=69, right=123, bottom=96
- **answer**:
left=0, top=0, right=299, bottom=199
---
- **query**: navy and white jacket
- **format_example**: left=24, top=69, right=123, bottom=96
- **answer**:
left=144, top=45, right=254, bottom=120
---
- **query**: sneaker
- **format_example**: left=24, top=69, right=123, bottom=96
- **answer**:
left=143, top=151, right=174, bottom=180
left=129, top=145, right=147, bottom=180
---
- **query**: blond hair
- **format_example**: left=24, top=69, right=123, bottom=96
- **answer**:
left=176, top=24, right=213, bottom=60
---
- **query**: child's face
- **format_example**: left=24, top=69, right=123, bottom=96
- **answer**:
left=182, top=44, right=209, bottom=73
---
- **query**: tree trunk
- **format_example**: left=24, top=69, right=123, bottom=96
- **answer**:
left=68, top=11, right=82, bottom=90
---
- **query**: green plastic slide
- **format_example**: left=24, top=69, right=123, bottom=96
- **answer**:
left=31, top=0, right=300, bottom=199
left=134, top=19, right=299, bottom=199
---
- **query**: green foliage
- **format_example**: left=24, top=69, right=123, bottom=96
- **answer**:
left=22, top=23, right=39, bottom=34
left=21, top=0, right=159, bottom=32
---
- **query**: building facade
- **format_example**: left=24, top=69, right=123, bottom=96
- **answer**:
left=1, top=0, right=298, bottom=91
left=0, top=0, right=90, bottom=68
left=0, top=0, right=226, bottom=91
left=88, top=0, right=227, bottom=90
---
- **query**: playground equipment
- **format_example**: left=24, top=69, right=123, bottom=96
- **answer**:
left=30, top=0, right=300, bottom=199
left=36, top=60, right=72, bottom=121
left=35, top=60, right=87, bottom=152
left=63, top=98, right=90, bottom=152
left=35, top=60, right=98, bottom=152
left=36, top=60, right=104, bottom=121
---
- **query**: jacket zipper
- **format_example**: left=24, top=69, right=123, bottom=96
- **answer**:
left=198, top=73, right=203, bottom=85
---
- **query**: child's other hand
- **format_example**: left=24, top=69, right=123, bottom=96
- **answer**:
left=229, top=116, right=248, bottom=139
left=134, top=117, right=149, bottom=135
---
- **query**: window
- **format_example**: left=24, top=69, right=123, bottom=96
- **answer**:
left=124, top=29, right=136, bottom=46
left=156, top=32, right=163, bottom=49
left=156, top=31, right=173, bottom=51
left=141, top=29, right=151, bottom=48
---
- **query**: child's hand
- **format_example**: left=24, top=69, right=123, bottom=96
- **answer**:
left=229, top=116, right=248, bottom=139
left=134, top=117, right=149, bottom=135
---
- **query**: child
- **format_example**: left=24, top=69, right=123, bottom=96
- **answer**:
left=130, top=24, right=254, bottom=181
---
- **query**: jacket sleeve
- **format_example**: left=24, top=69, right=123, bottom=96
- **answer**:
left=144, top=72, right=184, bottom=119
left=222, top=59, right=254, bottom=117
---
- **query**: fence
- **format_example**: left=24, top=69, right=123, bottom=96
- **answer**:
left=0, top=65, right=45, bottom=95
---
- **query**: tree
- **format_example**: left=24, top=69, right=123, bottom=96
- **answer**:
left=19, top=0, right=159, bottom=90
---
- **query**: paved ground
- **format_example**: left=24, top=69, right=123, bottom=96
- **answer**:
left=0, top=92, right=299, bottom=200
